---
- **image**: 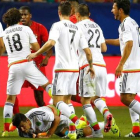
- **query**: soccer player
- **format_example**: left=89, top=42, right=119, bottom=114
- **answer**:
left=0, top=22, right=4, bottom=55
left=1, top=8, right=51, bottom=136
left=19, top=6, right=53, bottom=107
left=12, top=105, right=105, bottom=139
left=110, top=0, right=140, bottom=137
left=27, top=1, right=95, bottom=135
left=75, top=3, right=113, bottom=135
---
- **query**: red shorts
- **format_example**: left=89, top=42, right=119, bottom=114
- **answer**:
left=22, top=55, right=46, bottom=91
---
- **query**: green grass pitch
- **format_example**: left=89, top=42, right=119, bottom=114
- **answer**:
left=0, top=106, right=139, bottom=139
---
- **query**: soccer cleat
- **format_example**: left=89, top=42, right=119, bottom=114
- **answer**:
left=76, top=128, right=84, bottom=139
left=76, top=119, right=87, bottom=130
left=48, top=88, right=52, bottom=98
left=68, top=132, right=77, bottom=139
left=2, top=131, right=9, bottom=137
left=111, top=118, right=120, bottom=137
left=79, top=115, right=89, bottom=125
left=125, top=132, right=140, bottom=137
left=104, top=113, right=113, bottom=132
left=92, top=130, right=103, bottom=138
left=9, top=123, right=17, bottom=131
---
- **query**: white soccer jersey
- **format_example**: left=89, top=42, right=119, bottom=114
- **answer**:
left=0, top=22, right=3, bottom=37
left=77, top=19, right=106, bottom=68
left=25, top=106, right=54, bottom=133
left=2, top=24, right=37, bottom=64
left=119, top=17, right=140, bottom=72
left=49, top=20, right=88, bottom=72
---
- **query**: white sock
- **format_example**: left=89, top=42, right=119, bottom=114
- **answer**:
left=99, top=122, right=104, bottom=131
left=68, top=103, right=75, bottom=114
left=94, top=98, right=109, bottom=115
left=129, top=100, right=140, bottom=115
left=45, top=84, right=52, bottom=92
left=129, top=108, right=139, bottom=124
left=83, top=104, right=98, bottom=124
left=56, top=101, right=73, bottom=118
left=4, top=102, right=14, bottom=122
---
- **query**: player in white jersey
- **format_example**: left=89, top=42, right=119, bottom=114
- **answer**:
left=0, top=8, right=52, bottom=137
left=0, top=22, right=4, bottom=55
left=27, top=1, right=95, bottom=137
left=12, top=105, right=105, bottom=139
left=75, top=4, right=120, bottom=136
left=108, top=0, right=140, bottom=137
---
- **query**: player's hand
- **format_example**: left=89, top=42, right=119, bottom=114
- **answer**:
left=26, top=53, right=37, bottom=61
left=87, top=67, right=95, bottom=79
left=40, top=56, right=49, bottom=67
left=115, top=64, right=123, bottom=78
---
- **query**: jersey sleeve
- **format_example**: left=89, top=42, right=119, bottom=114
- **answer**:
left=122, top=23, right=133, bottom=43
left=0, top=22, right=3, bottom=37
left=48, top=23, right=60, bottom=42
left=26, top=26, right=37, bottom=43
left=40, top=24, right=48, bottom=43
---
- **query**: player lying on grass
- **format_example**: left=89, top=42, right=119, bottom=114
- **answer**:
left=12, top=105, right=107, bottom=139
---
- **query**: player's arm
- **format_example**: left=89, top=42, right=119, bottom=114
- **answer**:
left=105, top=38, right=120, bottom=46
left=27, top=40, right=55, bottom=61
left=30, top=42, right=40, bottom=52
left=46, top=115, right=60, bottom=138
left=83, top=48, right=95, bottom=78
left=0, top=38, right=6, bottom=56
left=101, top=42, right=107, bottom=52
left=115, top=41, right=133, bottom=78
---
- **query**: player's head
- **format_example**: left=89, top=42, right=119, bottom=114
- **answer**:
left=19, top=6, right=32, bottom=26
left=111, top=0, right=130, bottom=20
left=68, top=0, right=79, bottom=15
left=12, top=113, right=31, bottom=133
left=58, top=1, right=72, bottom=19
left=75, top=4, right=90, bottom=21
left=2, top=8, right=21, bottom=26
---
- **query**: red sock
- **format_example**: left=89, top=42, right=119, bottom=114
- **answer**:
left=132, top=126, right=140, bottom=134
left=13, top=97, right=20, bottom=114
left=4, top=123, right=10, bottom=132
left=69, top=114, right=79, bottom=124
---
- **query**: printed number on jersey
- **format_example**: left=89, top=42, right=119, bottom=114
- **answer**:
left=6, top=33, right=23, bottom=52
left=69, top=29, right=76, bottom=44
left=88, top=29, right=100, bottom=48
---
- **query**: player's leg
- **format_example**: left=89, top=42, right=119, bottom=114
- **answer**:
left=2, top=64, right=25, bottom=136
left=78, top=67, right=102, bottom=137
left=120, top=73, right=140, bottom=137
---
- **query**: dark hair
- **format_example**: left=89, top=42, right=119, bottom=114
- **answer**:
left=19, top=6, right=31, bottom=14
left=58, top=1, right=72, bottom=16
left=76, top=4, right=90, bottom=17
left=2, top=8, right=21, bottom=26
left=12, top=113, right=27, bottom=128
left=114, top=0, right=130, bottom=15
left=68, top=0, right=79, bottom=3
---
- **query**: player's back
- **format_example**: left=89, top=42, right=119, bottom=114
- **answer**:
left=3, top=24, right=36, bottom=64
left=119, top=17, right=140, bottom=71
left=49, top=20, right=81, bottom=71
left=77, top=19, right=106, bottom=67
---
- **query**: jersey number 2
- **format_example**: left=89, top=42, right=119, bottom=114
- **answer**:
left=6, top=33, right=23, bottom=52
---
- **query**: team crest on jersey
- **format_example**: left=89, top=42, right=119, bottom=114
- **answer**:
left=36, top=121, right=41, bottom=126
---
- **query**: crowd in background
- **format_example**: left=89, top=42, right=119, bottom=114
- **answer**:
left=1, top=0, right=140, bottom=3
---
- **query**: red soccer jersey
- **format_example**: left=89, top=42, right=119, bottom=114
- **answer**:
left=30, top=21, right=49, bottom=64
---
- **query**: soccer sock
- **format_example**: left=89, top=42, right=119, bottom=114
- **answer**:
left=129, top=103, right=140, bottom=133
left=129, top=100, right=140, bottom=114
left=94, top=98, right=109, bottom=116
left=13, top=97, right=20, bottom=114
left=45, top=84, right=52, bottom=92
left=56, top=101, right=78, bottom=124
left=99, top=122, right=105, bottom=131
left=68, top=103, right=75, bottom=114
left=3, top=102, right=14, bottom=131
left=83, top=104, right=100, bottom=131
left=69, top=123, right=76, bottom=133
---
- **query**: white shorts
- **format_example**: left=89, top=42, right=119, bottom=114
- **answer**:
left=52, top=72, right=79, bottom=96
left=79, top=65, right=107, bottom=97
left=119, top=72, right=140, bottom=94
left=7, top=61, right=48, bottom=95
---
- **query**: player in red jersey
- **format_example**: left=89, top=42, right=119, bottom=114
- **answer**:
left=19, top=6, right=53, bottom=107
